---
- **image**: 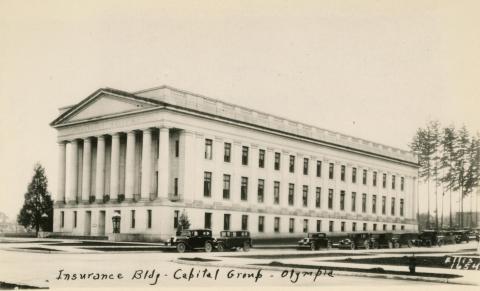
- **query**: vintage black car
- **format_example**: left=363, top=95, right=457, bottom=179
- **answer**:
left=164, top=229, right=215, bottom=253
left=214, top=230, right=252, bottom=252
left=371, top=233, right=401, bottom=248
left=397, top=232, right=420, bottom=247
left=338, top=233, right=376, bottom=250
left=297, top=232, right=332, bottom=250
left=454, top=230, right=473, bottom=243
left=417, top=230, right=445, bottom=247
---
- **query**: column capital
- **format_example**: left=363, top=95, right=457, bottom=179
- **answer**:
left=57, top=140, right=67, bottom=146
left=97, top=135, right=106, bottom=141
left=83, top=137, right=92, bottom=143
left=110, top=132, right=121, bottom=138
left=126, top=130, right=136, bottom=136
left=141, top=127, right=153, bottom=133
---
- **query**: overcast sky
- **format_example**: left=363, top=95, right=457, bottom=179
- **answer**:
left=1, top=0, right=479, bottom=221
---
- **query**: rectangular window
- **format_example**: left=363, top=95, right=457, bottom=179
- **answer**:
left=303, top=158, right=309, bottom=175
left=274, top=217, right=280, bottom=232
left=241, top=215, right=248, bottom=231
left=223, top=174, right=231, bottom=199
left=383, top=224, right=387, bottom=231
left=257, top=179, right=265, bottom=203
left=316, top=161, right=322, bottom=177
left=205, top=139, right=213, bottom=160
left=289, top=218, right=295, bottom=233
left=352, top=222, right=357, bottom=232
left=174, top=178, right=178, bottom=196
left=328, top=163, right=334, bottom=179
left=224, top=142, right=231, bottom=162
left=340, top=190, right=345, bottom=211
left=73, top=211, right=77, bottom=228
left=274, top=152, right=281, bottom=170
left=363, top=223, right=367, bottom=231
left=373, top=223, right=377, bottom=231
left=302, top=185, right=308, bottom=207
left=351, top=192, right=356, bottom=212
left=341, top=165, right=346, bottom=181
left=391, top=197, right=396, bottom=215
left=392, top=175, right=396, bottom=190
left=400, top=199, right=404, bottom=216
left=259, top=149, right=265, bottom=168
left=392, top=225, right=396, bottom=231
left=60, top=211, right=64, bottom=228
left=373, top=171, right=377, bottom=186
left=401, top=177, right=405, bottom=191
left=328, top=189, right=333, bottom=209
left=372, top=195, right=377, bottom=213
left=352, top=167, right=357, bottom=183
left=241, top=177, right=248, bottom=201
left=329, top=221, right=334, bottom=232
left=258, top=216, right=265, bottom=232
left=303, top=219, right=308, bottom=233
left=175, top=140, right=179, bottom=157
left=383, top=173, right=387, bottom=188
left=147, top=210, right=152, bottom=229
left=203, top=172, right=212, bottom=197
left=288, top=183, right=295, bottom=206
left=363, top=169, right=367, bottom=185
left=273, top=181, right=280, bottom=204
left=316, top=220, right=321, bottom=232
left=341, top=221, right=345, bottom=232
left=362, top=193, right=367, bottom=213
left=382, top=196, right=386, bottom=214
left=174, top=210, right=179, bottom=228
left=131, top=210, right=136, bottom=228
left=289, top=155, right=295, bottom=173
left=204, top=212, right=212, bottom=229
left=223, top=214, right=231, bottom=230
left=242, top=146, right=249, bottom=165
left=315, top=187, right=321, bottom=208
left=401, top=225, right=405, bottom=230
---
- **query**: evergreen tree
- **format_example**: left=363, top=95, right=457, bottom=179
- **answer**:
left=176, top=210, right=191, bottom=234
left=428, top=120, right=441, bottom=229
left=453, top=126, right=471, bottom=228
left=440, top=125, right=457, bottom=228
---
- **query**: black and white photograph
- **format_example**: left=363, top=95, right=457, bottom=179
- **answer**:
left=1, top=0, right=479, bottom=289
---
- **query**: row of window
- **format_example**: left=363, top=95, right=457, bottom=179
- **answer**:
left=204, top=174, right=405, bottom=216
left=204, top=140, right=405, bottom=190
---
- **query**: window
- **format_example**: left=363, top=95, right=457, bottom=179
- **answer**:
left=302, top=185, right=308, bottom=207
left=174, top=178, right=178, bottom=196
left=258, top=216, right=265, bottom=232
left=341, top=221, right=345, bottom=232
left=351, top=192, right=356, bottom=212
left=205, top=212, right=212, bottom=229
left=73, top=211, right=77, bottom=228
left=223, top=174, right=231, bottom=199
left=241, top=177, right=248, bottom=201
left=352, top=222, right=357, bottom=232
left=203, top=172, right=212, bottom=197
left=373, top=171, right=377, bottom=186
left=205, top=139, right=213, bottom=160
left=363, top=223, right=367, bottom=231
left=372, top=195, right=377, bottom=213
left=289, top=218, right=295, bottom=233
left=383, top=224, right=387, bottom=231
left=242, top=146, right=249, bottom=165
left=316, top=220, right=321, bottom=232
left=362, top=169, right=367, bottom=185
left=352, top=167, right=357, bottom=183
left=392, top=175, right=396, bottom=190
left=224, top=143, right=231, bottom=162
left=329, top=221, right=334, bottom=232
left=147, top=210, right=152, bottom=229
left=174, top=210, right=179, bottom=228
left=391, top=197, right=396, bottom=215
left=340, top=191, right=345, bottom=211
left=131, top=210, right=136, bottom=228
left=259, top=149, right=265, bottom=168
left=288, top=183, right=295, bottom=206
left=373, top=223, right=377, bottom=231
left=382, top=196, right=386, bottom=214
left=241, top=215, right=248, bottom=230
left=303, top=158, right=309, bottom=175
left=316, top=161, right=322, bottom=177
left=303, top=219, right=308, bottom=233
left=289, top=155, right=295, bottom=173
left=274, top=217, right=280, bottom=232
left=328, top=189, right=333, bottom=209
left=328, top=163, right=334, bottom=179
left=223, top=214, right=231, bottom=230
left=273, top=181, right=280, bottom=204
left=60, top=211, right=64, bottom=228
left=392, top=225, right=396, bottom=231
left=401, top=225, right=405, bottom=230
left=274, top=152, right=281, bottom=170
left=361, top=193, right=367, bottom=213
left=315, top=187, right=321, bottom=208
left=401, top=177, right=405, bottom=191
left=400, top=199, right=404, bottom=216
left=341, top=165, right=346, bottom=181
left=382, top=173, right=387, bottom=188
left=175, top=140, right=179, bottom=157
left=257, top=179, right=265, bottom=203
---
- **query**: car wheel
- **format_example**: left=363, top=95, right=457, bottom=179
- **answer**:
left=217, top=243, right=225, bottom=252
left=350, top=243, right=356, bottom=250
left=364, top=241, right=370, bottom=250
left=243, top=242, right=251, bottom=252
left=394, top=242, right=400, bottom=249
left=388, top=242, right=393, bottom=249
left=327, top=242, right=332, bottom=250
left=407, top=241, right=413, bottom=248
left=437, top=241, right=442, bottom=247
left=176, top=242, right=186, bottom=253
left=466, top=238, right=469, bottom=243
left=205, top=242, right=213, bottom=253
left=310, top=243, right=317, bottom=251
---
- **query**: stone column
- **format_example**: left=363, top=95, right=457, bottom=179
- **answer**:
left=95, top=135, right=105, bottom=201
left=110, top=133, right=120, bottom=201
left=67, top=139, right=79, bottom=203
left=81, top=137, right=92, bottom=202
left=125, top=131, right=136, bottom=200
left=157, top=127, right=169, bottom=199
left=141, top=128, right=152, bottom=200
left=57, top=141, right=67, bottom=203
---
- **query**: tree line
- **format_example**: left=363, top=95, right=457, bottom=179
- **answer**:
left=410, top=121, right=480, bottom=229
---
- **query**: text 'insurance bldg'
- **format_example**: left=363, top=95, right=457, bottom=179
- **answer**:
left=50, top=85, right=419, bottom=240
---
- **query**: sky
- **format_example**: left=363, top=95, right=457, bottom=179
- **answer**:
left=1, top=0, right=479, bottom=221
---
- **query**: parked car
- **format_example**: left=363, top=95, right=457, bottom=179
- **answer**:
left=417, top=230, right=445, bottom=247
left=397, top=232, right=420, bottom=247
left=214, top=230, right=252, bottom=252
left=371, top=233, right=401, bottom=248
left=297, top=232, right=332, bottom=250
left=454, top=230, right=475, bottom=243
left=441, top=230, right=457, bottom=244
left=164, top=229, right=215, bottom=253
left=338, top=233, right=375, bottom=250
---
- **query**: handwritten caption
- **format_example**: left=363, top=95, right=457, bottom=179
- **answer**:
left=444, top=256, right=480, bottom=270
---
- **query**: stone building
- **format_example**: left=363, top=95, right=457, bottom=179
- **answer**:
left=50, top=85, right=419, bottom=240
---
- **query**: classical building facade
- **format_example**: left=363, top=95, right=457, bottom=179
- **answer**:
left=51, top=85, right=419, bottom=240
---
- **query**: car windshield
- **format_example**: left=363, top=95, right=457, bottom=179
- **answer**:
left=220, top=231, right=231, bottom=237
left=308, top=233, right=325, bottom=238
left=180, top=230, right=191, bottom=236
